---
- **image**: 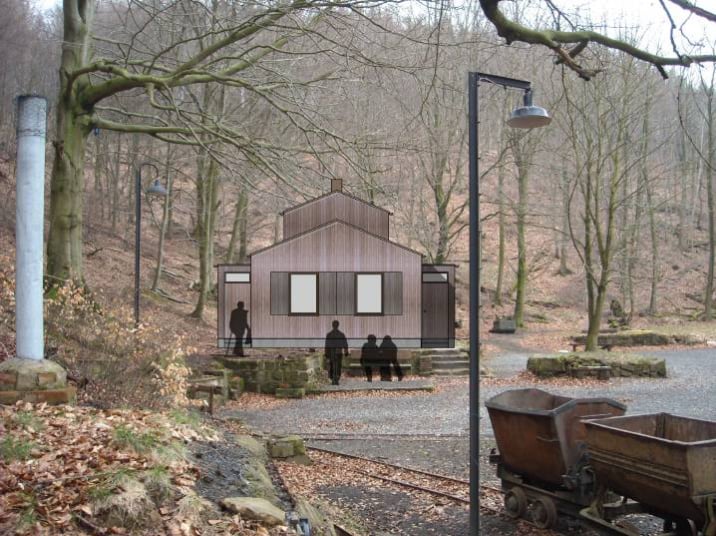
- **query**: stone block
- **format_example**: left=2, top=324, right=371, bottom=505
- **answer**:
left=527, top=356, right=567, bottom=377
left=220, top=497, right=285, bottom=526
left=0, top=387, right=76, bottom=405
left=0, top=372, right=17, bottom=390
left=491, top=318, right=517, bottom=334
left=275, top=387, right=305, bottom=399
left=268, top=435, right=310, bottom=464
left=0, top=358, right=67, bottom=392
left=229, top=375, right=244, bottom=399
left=37, top=372, right=57, bottom=386
left=418, top=356, right=433, bottom=375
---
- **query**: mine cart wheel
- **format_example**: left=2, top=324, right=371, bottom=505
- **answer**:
left=504, top=487, right=528, bottom=519
left=531, top=496, right=558, bottom=529
left=704, top=520, right=716, bottom=536
left=664, top=518, right=697, bottom=536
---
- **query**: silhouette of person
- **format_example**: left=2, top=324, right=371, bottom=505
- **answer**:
left=229, top=301, right=250, bottom=357
left=324, top=320, right=349, bottom=385
left=379, top=335, right=403, bottom=382
left=360, top=335, right=379, bottom=382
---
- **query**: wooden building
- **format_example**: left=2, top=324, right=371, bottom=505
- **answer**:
left=217, top=179, right=456, bottom=349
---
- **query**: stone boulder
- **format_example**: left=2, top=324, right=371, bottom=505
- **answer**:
left=220, top=497, right=285, bottom=526
left=93, top=477, right=160, bottom=529
left=268, top=435, right=310, bottom=465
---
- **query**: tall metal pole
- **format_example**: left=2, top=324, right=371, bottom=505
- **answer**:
left=134, top=167, right=142, bottom=328
left=468, top=72, right=480, bottom=535
left=468, top=71, right=547, bottom=535
left=15, top=95, right=47, bottom=360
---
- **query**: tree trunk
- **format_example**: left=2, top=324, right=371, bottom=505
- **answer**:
left=513, top=140, right=529, bottom=327
left=151, top=148, right=173, bottom=291
left=226, top=182, right=249, bottom=264
left=705, top=88, right=715, bottom=319
left=558, top=169, right=571, bottom=276
left=111, top=134, right=121, bottom=233
left=191, top=82, right=225, bottom=319
left=495, top=159, right=506, bottom=305
left=46, top=1, right=96, bottom=283
left=191, top=152, right=220, bottom=319
left=47, top=105, right=91, bottom=283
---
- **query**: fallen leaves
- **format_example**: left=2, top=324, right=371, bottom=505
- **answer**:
left=0, top=401, right=285, bottom=535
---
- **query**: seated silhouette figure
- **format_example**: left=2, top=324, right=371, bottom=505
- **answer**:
left=379, top=335, right=403, bottom=381
left=360, top=335, right=380, bottom=382
left=229, top=301, right=250, bottom=356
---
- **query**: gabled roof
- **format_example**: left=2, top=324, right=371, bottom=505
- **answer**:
left=280, top=190, right=393, bottom=216
left=249, top=219, right=423, bottom=258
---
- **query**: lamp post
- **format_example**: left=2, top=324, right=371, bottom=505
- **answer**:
left=135, top=163, right=168, bottom=328
left=468, top=72, right=551, bottom=534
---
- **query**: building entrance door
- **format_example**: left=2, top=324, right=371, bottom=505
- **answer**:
left=422, top=278, right=449, bottom=347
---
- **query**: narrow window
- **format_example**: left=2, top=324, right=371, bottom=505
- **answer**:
left=356, top=273, right=383, bottom=314
left=290, top=273, right=318, bottom=314
left=422, top=272, right=448, bottom=283
left=225, top=272, right=250, bottom=283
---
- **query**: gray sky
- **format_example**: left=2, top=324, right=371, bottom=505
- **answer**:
left=34, top=0, right=713, bottom=58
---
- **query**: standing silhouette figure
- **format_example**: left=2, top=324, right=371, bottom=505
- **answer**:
left=379, top=335, right=403, bottom=382
left=360, top=335, right=379, bottom=382
left=324, top=320, right=348, bottom=385
left=229, top=301, right=250, bottom=357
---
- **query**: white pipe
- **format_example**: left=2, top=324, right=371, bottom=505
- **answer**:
left=15, top=95, right=47, bottom=361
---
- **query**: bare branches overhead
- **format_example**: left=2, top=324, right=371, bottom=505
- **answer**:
left=478, top=0, right=716, bottom=80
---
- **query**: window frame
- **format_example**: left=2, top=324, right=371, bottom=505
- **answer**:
left=288, top=272, right=319, bottom=316
left=354, top=272, right=384, bottom=315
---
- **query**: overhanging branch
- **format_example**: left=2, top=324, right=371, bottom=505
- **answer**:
left=479, top=0, right=716, bottom=79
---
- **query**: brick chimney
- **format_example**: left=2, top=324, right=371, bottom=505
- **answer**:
left=330, top=178, right=343, bottom=193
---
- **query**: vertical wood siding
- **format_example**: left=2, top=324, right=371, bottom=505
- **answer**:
left=336, top=272, right=355, bottom=315
left=270, top=272, right=289, bottom=314
left=251, top=221, right=421, bottom=342
left=319, top=272, right=337, bottom=315
left=283, top=193, right=390, bottom=240
left=384, top=272, right=403, bottom=315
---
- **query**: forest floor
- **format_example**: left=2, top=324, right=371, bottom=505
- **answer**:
left=225, top=329, right=716, bottom=536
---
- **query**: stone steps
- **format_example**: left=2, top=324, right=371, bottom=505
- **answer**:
left=421, top=349, right=469, bottom=376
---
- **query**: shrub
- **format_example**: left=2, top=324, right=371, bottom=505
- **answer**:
left=0, top=270, right=191, bottom=409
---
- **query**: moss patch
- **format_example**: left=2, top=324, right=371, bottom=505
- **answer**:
left=527, top=351, right=666, bottom=379
left=572, top=329, right=705, bottom=348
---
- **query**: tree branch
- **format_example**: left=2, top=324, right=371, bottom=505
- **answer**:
left=479, top=0, right=716, bottom=79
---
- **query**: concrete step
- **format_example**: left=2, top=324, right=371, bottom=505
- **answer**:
left=432, top=368, right=469, bottom=376
left=421, top=348, right=466, bottom=357
left=431, top=360, right=470, bottom=370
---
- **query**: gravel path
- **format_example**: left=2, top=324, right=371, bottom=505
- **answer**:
left=228, top=347, right=716, bottom=437
left=225, top=345, right=716, bottom=535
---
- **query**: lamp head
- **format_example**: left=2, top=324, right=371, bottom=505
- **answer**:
left=146, top=179, right=168, bottom=197
left=507, top=90, right=551, bottom=129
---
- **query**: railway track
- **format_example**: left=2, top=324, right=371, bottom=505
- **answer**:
left=300, top=432, right=467, bottom=441
left=305, top=445, right=504, bottom=513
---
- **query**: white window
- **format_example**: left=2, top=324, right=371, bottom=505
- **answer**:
left=290, top=273, right=317, bottom=314
left=356, top=273, right=382, bottom=314
left=225, top=272, right=250, bottom=283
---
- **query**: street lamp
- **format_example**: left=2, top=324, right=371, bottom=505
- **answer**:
left=468, top=72, right=551, bottom=534
left=135, top=163, right=168, bottom=328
